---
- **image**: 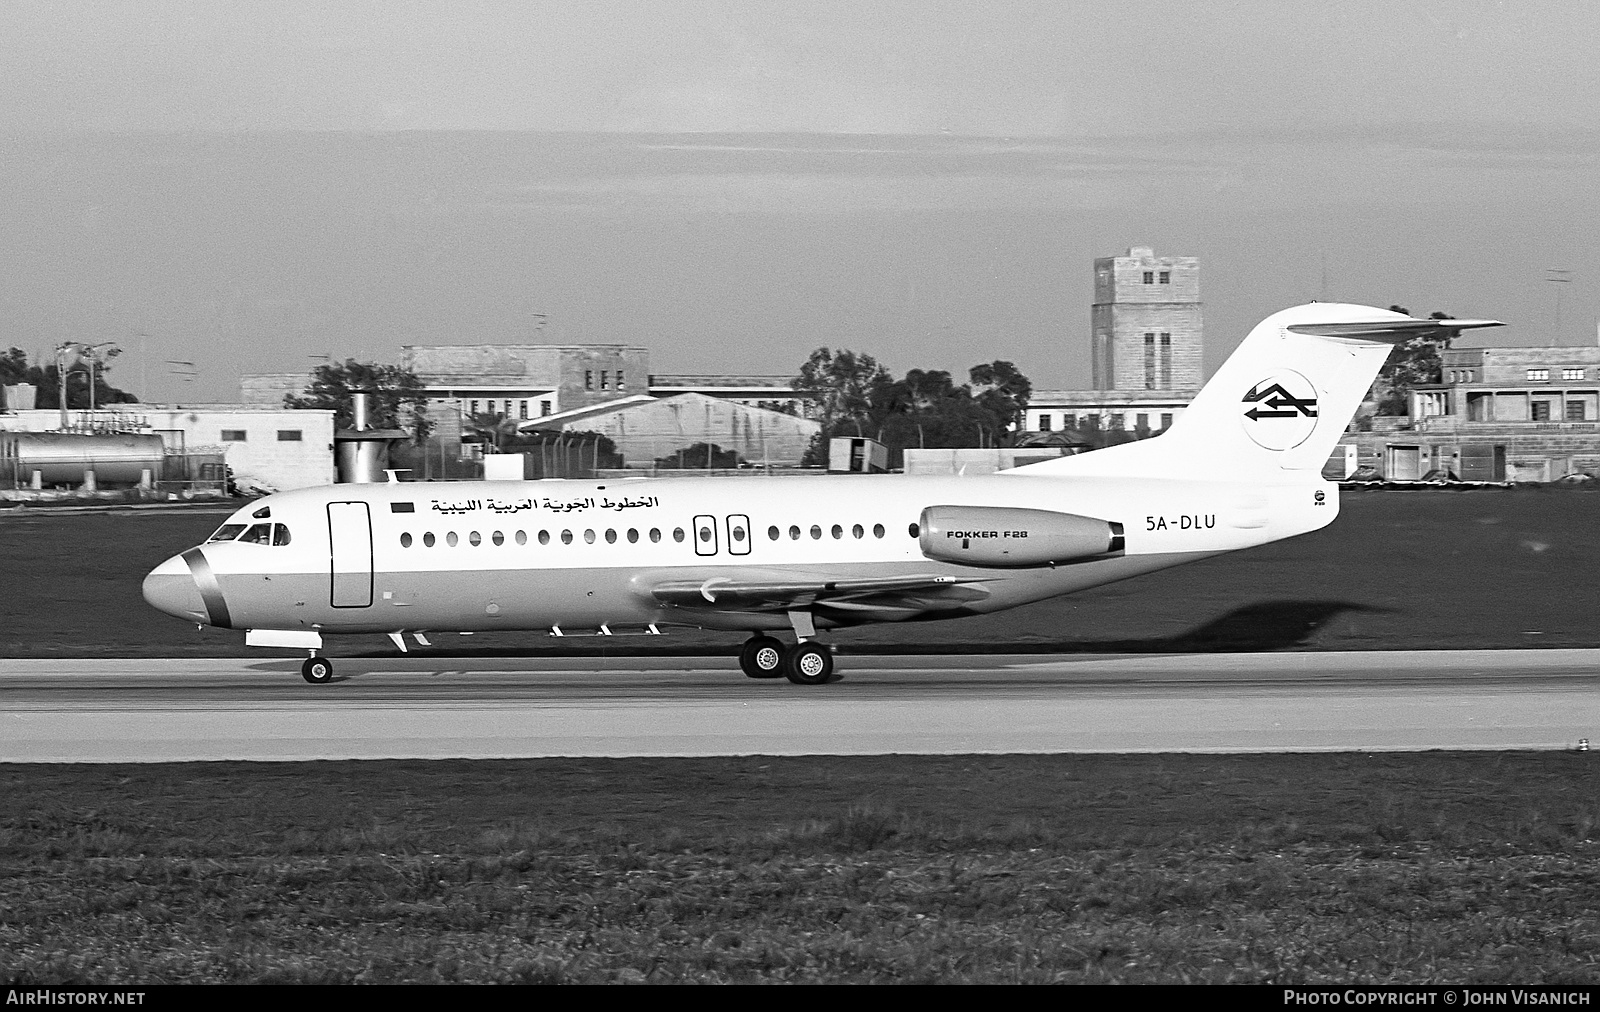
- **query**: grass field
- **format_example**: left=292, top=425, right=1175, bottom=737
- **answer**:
left=3, top=488, right=1599, bottom=983
left=2, top=487, right=1599, bottom=658
left=3, top=753, right=1599, bottom=984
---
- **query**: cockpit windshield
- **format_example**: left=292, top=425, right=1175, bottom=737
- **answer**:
left=206, top=522, right=292, bottom=546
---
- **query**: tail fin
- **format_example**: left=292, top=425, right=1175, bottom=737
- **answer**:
left=1010, top=303, right=1502, bottom=479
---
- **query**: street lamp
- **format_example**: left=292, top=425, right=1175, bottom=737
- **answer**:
left=79, top=342, right=119, bottom=412
left=54, top=341, right=120, bottom=426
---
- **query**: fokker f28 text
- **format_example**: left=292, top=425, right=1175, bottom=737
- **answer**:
left=143, top=303, right=1500, bottom=684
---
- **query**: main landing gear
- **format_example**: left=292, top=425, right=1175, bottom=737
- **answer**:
left=739, top=635, right=835, bottom=685
left=301, top=655, right=334, bottom=684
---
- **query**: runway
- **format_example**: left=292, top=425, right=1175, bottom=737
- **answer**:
left=3, top=649, right=1596, bottom=762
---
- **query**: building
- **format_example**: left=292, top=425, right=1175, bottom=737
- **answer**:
left=0, top=405, right=335, bottom=492
left=524, top=392, right=819, bottom=469
left=242, top=348, right=812, bottom=464
left=1026, top=247, right=1203, bottom=435
left=646, top=374, right=806, bottom=412
left=1334, top=332, right=1600, bottom=481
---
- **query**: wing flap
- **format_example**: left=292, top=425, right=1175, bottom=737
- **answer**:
left=648, top=572, right=987, bottom=612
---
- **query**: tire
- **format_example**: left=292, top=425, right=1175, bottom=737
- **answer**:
left=783, top=642, right=834, bottom=685
left=301, top=656, right=334, bottom=684
left=739, top=636, right=786, bottom=679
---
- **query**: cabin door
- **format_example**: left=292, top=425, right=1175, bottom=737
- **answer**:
left=327, top=501, right=374, bottom=608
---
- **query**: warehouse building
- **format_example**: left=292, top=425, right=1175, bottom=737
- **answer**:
left=1334, top=333, right=1600, bottom=481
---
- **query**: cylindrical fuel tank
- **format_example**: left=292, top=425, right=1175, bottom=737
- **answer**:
left=2, top=432, right=167, bottom=485
left=919, top=505, right=1125, bottom=568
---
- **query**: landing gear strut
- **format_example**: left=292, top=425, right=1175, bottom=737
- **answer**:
left=301, top=655, right=334, bottom=684
left=739, top=636, right=786, bottom=679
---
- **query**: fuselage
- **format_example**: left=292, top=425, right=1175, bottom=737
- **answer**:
left=142, top=471, right=1339, bottom=638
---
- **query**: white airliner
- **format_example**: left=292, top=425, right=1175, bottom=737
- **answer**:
left=144, top=303, right=1500, bottom=685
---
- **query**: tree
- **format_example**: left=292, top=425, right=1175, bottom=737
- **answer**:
left=791, top=348, right=894, bottom=437
left=285, top=360, right=432, bottom=443
left=969, top=360, right=1032, bottom=447
left=790, top=348, right=1036, bottom=465
left=1, top=348, right=138, bottom=409
left=505, top=429, right=623, bottom=475
left=1368, top=307, right=1458, bottom=415
left=654, top=442, right=743, bottom=470
left=463, top=412, right=521, bottom=452
left=1, top=348, right=28, bottom=385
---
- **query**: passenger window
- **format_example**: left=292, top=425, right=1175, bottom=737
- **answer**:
left=561, top=530, right=573, bottom=545
left=207, top=524, right=247, bottom=543
left=673, top=528, right=685, bottom=543
left=831, top=524, right=843, bottom=540
left=273, top=525, right=292, bottom=546
left=852, top=524, right=863, bottom=539
left=492, top=531, right=504, bottom=546
left=627, top=529, right=639, bottom=544
left=446, top=532, right=459, bottom=547
left=469, top=531, right=482, bottom=546
left=515, top=530, right=527, bottom=545
left=789, top=525, right=801, bottom=540
left=605, top=529, right=617, bottom=544
left=650, top=528, right=662, bottom=543
left=732, top=524, right=746, bottom=543
left=810, top=525, right=821, bottom=540
left=697, top=525, right=712, bottom=543
left=400, top=532, right=413, bottom=548
left=768, top=526, right=779, bottom=541
left=538, top=530, right=550, bottom=545
left=873, top=524, right=885, bottom=538
left=239, top=523, right=274, bottom=545
left=908, top=523, right=920, bottom=538
left=583, top=529, right=596, bottom=544
left=424, top=532, right=436, bottom=547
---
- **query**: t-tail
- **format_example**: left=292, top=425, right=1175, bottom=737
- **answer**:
left=1011, top=303, right=1503, bottom=479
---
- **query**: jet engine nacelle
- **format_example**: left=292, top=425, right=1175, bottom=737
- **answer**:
left=919, top=505, right=1124, bottom=568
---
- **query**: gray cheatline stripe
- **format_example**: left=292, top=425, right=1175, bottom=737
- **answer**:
left=180, top=548, right=233, bottom=629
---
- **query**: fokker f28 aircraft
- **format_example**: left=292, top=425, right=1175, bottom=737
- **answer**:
left=144, top=303, right=1500, bottom=685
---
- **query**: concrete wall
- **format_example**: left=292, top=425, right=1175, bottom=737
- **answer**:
left=902, top=447, right=1069, bottom=476
left=239, top=373, right=309, bottom=406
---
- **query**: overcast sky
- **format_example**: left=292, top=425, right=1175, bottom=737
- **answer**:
left=2, top=1, right=1597, bottom=403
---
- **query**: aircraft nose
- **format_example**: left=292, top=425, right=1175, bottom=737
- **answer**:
left=142, top=553, right=208, bottom=623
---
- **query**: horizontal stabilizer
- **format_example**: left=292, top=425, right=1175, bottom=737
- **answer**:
left=1286, top=318, right=1503, bottom=341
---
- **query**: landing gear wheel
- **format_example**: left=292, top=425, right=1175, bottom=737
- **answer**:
left=783, top=642, right=834, bottom=685
left=301, top=656, right=334, bottom=684
left=739, top=636, right=786, bottom=679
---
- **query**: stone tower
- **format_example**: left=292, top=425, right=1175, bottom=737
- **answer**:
left=1090, top=247, right=1203, bottom=392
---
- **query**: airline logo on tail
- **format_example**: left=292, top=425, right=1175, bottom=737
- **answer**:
left=1241, top=371, right=1319, bottom=450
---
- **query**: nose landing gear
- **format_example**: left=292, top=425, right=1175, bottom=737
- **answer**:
left=301, top=655, right=334, bottom=684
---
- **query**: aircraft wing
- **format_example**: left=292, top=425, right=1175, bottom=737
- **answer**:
left=646, top=572, right=989, bottom=613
